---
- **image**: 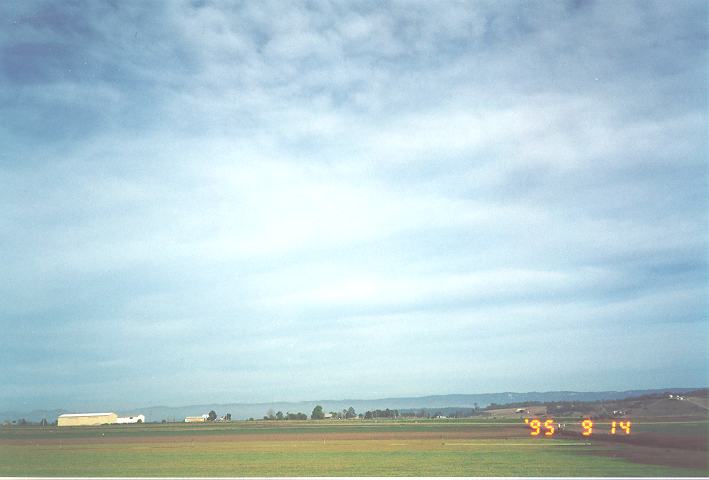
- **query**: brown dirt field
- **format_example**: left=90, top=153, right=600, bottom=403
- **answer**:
left=558, top=430, right=707, bottom=451
left=0, top=427, right=525, bottom=446
left=558, top=428, right=708, bottom=473
left=581, top=442, right=709, bottom=473
left=630, top=398, right=709, bottom=417
left=686, top=397, right=709, bottom=410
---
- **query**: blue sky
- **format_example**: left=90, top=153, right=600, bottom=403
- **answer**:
left=0, top=0, right=707, bottom=412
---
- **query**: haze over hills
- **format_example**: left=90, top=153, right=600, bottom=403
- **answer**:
left=2, top=388, right=703, bottom=423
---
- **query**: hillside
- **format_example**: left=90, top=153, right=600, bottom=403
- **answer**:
left=2, top=387, right=704, bottom=423
left=479, top=389, right=709, bottom=418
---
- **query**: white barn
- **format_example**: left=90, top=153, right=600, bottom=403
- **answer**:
left=58, top=412, right=117, bottom=427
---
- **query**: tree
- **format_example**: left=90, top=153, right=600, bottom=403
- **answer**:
left=225, top=413, right=232, bottom=421
left=346, top=407, right=356, bottom=419
left=208, top=410, right=217, bottom=421
left=311, top=405, right=324, bottom=420
left=276, top=411, right=284, bottom=420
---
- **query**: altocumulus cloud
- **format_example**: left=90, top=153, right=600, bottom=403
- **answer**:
left=0, top=0, right=706, bottom=411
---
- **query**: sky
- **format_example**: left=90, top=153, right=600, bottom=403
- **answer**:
left=0, top=0, right=707, bottom=413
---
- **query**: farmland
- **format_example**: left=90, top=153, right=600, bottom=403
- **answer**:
left=0, top=418, right=707, bottom=476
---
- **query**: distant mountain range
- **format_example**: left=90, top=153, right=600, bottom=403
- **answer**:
left=2, top=387, right=702, bottom=423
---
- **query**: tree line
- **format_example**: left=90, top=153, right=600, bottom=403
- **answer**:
left=260, top=410, right=309, bottom=420
left=363, top=408, right=399, bottom=419
left=259, top=405, right=359, bottom=420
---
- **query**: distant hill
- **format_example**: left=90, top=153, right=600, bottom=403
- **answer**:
left=449, top=388, right=709, bottom=419
left=1, top=387, right=703, bottom=423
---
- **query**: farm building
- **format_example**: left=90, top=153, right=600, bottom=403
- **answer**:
left=184, top=416, right=207, bottom=423
left=116, top=414, right=145, bottom=424
left=58, top=412, right=118, bottom=427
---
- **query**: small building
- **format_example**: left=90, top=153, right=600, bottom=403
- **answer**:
left=58, top=412, right=118, bottom=427
left=116, top=414, right=145, bottom=424
left=185, top=416, right=207, bottom=423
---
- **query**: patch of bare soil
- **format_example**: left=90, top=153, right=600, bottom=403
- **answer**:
left=581, top=443, right=708, bottom=473
left=558, top=430, right=707, bottom=451
left=558, top=430, right=708, bottom=472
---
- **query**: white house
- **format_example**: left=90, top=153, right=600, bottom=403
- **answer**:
left=116, top=414, right=145, bottom=424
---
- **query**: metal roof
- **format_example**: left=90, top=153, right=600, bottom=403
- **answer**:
left=58, top=412, right=116, bottom=417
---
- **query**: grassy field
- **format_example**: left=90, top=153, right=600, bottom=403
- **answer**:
left=0, top=418, right=706, bottom=477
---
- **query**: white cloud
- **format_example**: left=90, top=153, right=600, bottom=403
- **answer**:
left=0, top=0, right=706, bottom=410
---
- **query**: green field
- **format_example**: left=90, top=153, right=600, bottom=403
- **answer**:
left=0, top=419, right=524, bottom=440
left=0, top=419, right=706, bottom=477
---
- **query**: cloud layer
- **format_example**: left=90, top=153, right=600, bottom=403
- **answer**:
left=0, top=0, right=707, bottom=412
